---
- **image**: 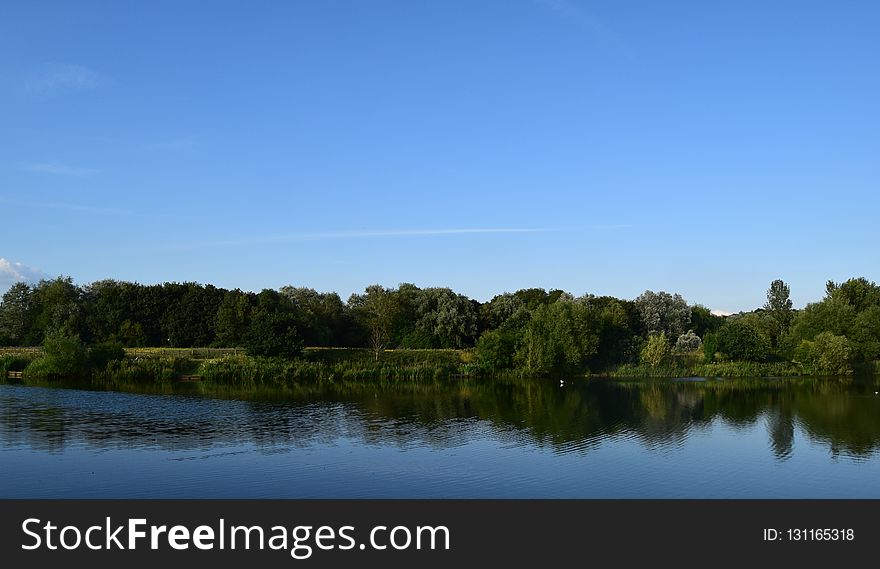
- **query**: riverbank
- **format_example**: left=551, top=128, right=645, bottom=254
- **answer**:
left=3, top=346, right=878, bottom=388
left=1, top=347, right=473, bottom=387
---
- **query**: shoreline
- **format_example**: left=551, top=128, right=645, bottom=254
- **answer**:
left=3, top=346, right=875, bottom=395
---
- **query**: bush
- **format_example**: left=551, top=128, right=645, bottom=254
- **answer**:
left=674, top=330, right=702, bottom=353
left=513, top=302, right=600, bottom=375
left=796, top=332, right=852, bottom=375
left=31, top=332, right=88, bottom=377
left=89, top=341, right=126, bottom=370
left=640, top=333, right=670, bottom=368
left=1, top=354, right=36, bottom=378
left=702, top=332, right=719, bottom=362
left=716, top=319, right=771, bottom=362
left=244, top=310, right=303, bottom=358
left=474, top=329, right=517, bottom=371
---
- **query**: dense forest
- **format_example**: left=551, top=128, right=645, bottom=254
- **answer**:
left=1, top=276, right=879, bottom=379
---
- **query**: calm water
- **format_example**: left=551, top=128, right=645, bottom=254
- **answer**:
left=2, top=377, right=879, bottom=498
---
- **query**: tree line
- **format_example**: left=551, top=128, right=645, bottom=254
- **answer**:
left=1, top=276, right=878, bottom=375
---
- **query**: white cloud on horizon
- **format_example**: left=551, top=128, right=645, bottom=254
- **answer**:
left=710, top=309, right=734, bottom=317
left=0, top=258, right=45, bottom=292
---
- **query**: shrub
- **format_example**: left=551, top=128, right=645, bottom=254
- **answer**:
left=1, top=354, right=36, bottom=378
left=474, top=329, right=517, bottom=371
left=89, top=341, right=125, bottom=370
left=702, top=332, right=718, bottom=363
left=30, top=332, right=88, bottom=377
left=796, top=332, right=852, bottom=375
left=640, top=333, right=670, bottom=368
left=674, top=330, right=702, bottom=353
left=244, top=310, right=303, bottom=358
left=716, top=319, right=771, bottom=362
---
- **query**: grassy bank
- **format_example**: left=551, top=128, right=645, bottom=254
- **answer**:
left=605, top=361, right=810, bottom=378
left=3, top=347, right=473, bottom=387
left=3, top=346, right=875, bottom=388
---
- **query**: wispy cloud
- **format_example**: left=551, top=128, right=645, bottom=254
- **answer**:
left=169, top=228, right=556, bottom=251
left=533, top=0, right=634, bottom=59
left=0, top=197, right=130, bottom=216
left=147, top=136, right=199, bottom=151
left=19, top=162, right=98, bottom=177
left=23, top=63, right=109, bottom=97
left=0, top=258, right=45, bottom=291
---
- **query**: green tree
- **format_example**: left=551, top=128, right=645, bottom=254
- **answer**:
left=412, top=287, right=478, bottom=348
left=640, top=332, right=670, bottom=368
left=88, top=340, right=126, bottom=370
left=796, top=332, right=851, bottom=375
left=764, top=279, right=793, bottom=349
left=40, top=331, right=88, bottom=376
left=474, top=329, right=518, bottom=371
left=514, top=301, right=600, bottom=375
left=118, top=320, right=148, bottom=346
left=280, top=287, right=349, bottom=346
left=0, top=282, right=35, bottom=345
left=689, top=305, right=724, bottom=337
left=850, top=306, right=880, bottom=361
left=584, top=296, right=640, bottom=368
left=480, top=293, right=525, bottom=331
left=702, top=332, right=719, bottom=362
left=674, top=330, right=702, bottom=353
left=716, top=318, right=771, bottom=362
left=785, top=295, right=855, bottom=352
left=243, top=290, right=303, bottom=358
left=634, top=290, right=691, bottom=338
left=828, top=277, right=880, bottom=312
left=31, top=277, right=82, bottom=341
left=351, top=285, right=399, bottom=360
left=162, top=283, right=225, bottom=347
left=513, top=288, right=556, bottom=311
left=215, top=290, right=253, bottom=346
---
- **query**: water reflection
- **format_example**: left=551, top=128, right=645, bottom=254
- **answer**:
left=2, top=377, right=878, bottom=459
left=2, top=378, right=880, bottom=497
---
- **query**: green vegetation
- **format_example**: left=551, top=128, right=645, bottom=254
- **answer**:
left=1, top=275, right=879, bottom=384
left=640, top=333, right=670, bottom=368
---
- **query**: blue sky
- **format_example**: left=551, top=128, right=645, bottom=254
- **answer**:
left=1, top=0, right=878, bottom=312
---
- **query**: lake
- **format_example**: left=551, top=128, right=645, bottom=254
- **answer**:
left=1, top=376, right=879, bottom=498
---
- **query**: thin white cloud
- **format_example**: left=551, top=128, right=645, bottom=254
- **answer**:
left=533, top=0, right=634, bottom=59
left=0, top=197, right=130, bottom=216
left=19, top=162, right=98, bottom=177
left=147, top=136, right=199, bottom=151
left=170, top=227, right=556, bottom=251
left=24, top=63, right=109, bottom=96
left=0, top=258, right=45, bottom=292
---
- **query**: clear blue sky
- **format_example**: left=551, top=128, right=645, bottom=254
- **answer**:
left=2, top=0, right=878, bottom=312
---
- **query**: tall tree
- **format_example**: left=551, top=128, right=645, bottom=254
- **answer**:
left=634, top=290, right=691, bottom=339
left=412, top=287, right=478, bottom=348
left=0, top=282, right=35, bottom=345
left=764, top=279, right=793, bottom=348
left=351, top=285, right=398, bottom=360
left=215, top=289, right=253, bottom=346
left=31, top=277, right=82, bottom=342
left=514, top=301, right=600, bottom=375
left=243, top=289, right=302, bottom=358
